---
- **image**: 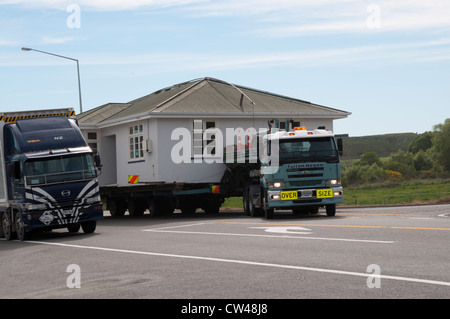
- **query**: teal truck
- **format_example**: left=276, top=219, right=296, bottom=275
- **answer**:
left=222, top=119, right=343, bottom=219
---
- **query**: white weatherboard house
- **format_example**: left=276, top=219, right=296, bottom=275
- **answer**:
left=77, top=77, right=351, bottom=188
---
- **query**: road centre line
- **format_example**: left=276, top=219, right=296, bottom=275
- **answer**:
left=142, top=228, right=394, bottom=244
left=26, top=240, right=450, bottom=288
left=219, top=222, right=450, bottom=231
left=144, top=222, right=210, bottom=230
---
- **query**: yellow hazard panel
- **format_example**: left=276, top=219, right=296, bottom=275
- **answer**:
left=0, top=111, right=75, bottom=123
left=128, top=175, right=139, bottom=184
left=211, top=185, right=220, bottom=194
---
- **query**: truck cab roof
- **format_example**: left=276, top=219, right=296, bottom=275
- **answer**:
left=3, top=116, right=87, bottom=155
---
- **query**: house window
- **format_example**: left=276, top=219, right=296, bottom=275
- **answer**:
left=193, top=120, right=216, bottom=159
left=129, top=124, right=144, bottom=160
left=279, top=119, right=300, bottom=131
left=87, top=132, right=98, bottom=154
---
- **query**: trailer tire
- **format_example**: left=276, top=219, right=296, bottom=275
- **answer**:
left=204, top=201, right=220, bottom=215
left=326, top=204, right=336, bottom=217
left=243, top=187, right=250, bottom=216
left=108, top=199, right=126, bottom=217
left=181, top=205, right=196, bottom=215
left=128, top=199, right=146, bottom=216
left=249, top=194, right=261, bottom=217
left=81, top=221, right=96, bottom=234
left=149, top=199, right=173, bottom=216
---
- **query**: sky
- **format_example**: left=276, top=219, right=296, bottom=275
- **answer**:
left=1, top=0, right=449, bottom=137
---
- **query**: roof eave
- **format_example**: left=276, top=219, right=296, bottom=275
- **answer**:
left=78, top=111, right=350, bottom=129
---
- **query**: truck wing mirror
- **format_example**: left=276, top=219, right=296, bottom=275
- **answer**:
left=7, top=162, right=20, bottom=179
left=337, top=138, right=343, bottom=156
left=94, top=154, right=102, bottom=170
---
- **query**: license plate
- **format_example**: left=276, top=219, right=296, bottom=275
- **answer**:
left=280, top=191, right=298, bottom=200
left=317, top=189, right=333, bottom=198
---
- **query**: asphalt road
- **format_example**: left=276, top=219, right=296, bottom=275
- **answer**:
left=1, top=204, right=449, bottom=303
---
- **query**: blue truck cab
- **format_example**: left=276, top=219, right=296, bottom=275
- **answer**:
left=224, top=119, right=343, bottom=219
left=0, top=109, right=103, bottom=240
left=262, top=126, right=343, bottom=218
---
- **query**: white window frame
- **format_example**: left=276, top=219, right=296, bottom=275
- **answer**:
left=192, top=119, right=216, bottom=160
left=129, top=123, right=145, bottom=161
left=86, top=131, right=99, bottom=155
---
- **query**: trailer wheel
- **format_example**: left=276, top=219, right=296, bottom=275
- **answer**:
left=108, top=199, right=126, bottom=217
left=81, top=221, right=96, bottom=234
left=128, top=199, right=146, bottom=216
left=181, top=205, right=196, bottom=215
left=243, top=187, right=250, bottom=216
left=326, top=204, right=336, bottom=217
left=248, top=194, right=261, bottom=217
left=15, top=211, right=28, bottom=241
left=203, top=201, right=221, bottom=215
left=1, top=212, right=12, bottom=240
left=149, top=199, right=173, bottom=216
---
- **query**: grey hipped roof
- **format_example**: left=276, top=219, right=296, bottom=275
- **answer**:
left=77, top=77, right=350, bottom=125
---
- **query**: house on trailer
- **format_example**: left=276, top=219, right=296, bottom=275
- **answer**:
left=76, top=77, right=351, bottom=188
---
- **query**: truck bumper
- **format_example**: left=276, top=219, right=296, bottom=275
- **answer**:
left=22, top=203, right=103, bottom=230
left=267, top=187, right=343, bottom=209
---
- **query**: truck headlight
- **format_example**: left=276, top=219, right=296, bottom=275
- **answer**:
left=269, top=182, right=285, bottom=188
left=86, top=195, right=101, bottom=205
left=326, top=179, right=341, bottom=185
left=27, top=203, right=47, bottom=211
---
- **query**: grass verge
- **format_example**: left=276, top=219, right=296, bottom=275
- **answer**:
left=222, top=179, right=450, bottom=208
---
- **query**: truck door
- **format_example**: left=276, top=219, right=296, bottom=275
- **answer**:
left=7, top=160, right=24, bottom=200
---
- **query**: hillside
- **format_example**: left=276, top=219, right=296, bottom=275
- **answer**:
left=341, top=133, right=417, bottom=159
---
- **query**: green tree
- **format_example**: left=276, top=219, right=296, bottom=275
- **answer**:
left=409, top=131, right=434, bottom=154
left=354, top=151, right=382, bottom=167
left=383, top=151, right=417, bottom=178
left=432, top=118, right=450, bottom=172
left=413, top=150, right=433, bottom=171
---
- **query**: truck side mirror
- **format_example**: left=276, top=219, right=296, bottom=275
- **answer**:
left=94, top=154, right=102, bottom=170
left=7, top=162, right=20, bottom=180
left=337, top=138, right=343, bottom=156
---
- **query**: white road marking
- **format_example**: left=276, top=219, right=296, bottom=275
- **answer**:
left=26, top=240, right=450, bottom=287
left=143, top=228, right=394, bottom=244
left=250, top=226, right=312, bottom=234
left=146, top=222, right=209, bottom=230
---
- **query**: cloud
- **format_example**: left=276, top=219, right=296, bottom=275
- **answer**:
left=186, top=0, right=450, bottom=36
left=3, top=0, right=449, bottom=34
left=5, top=37, right=447, bottom=70
left=0, top=0, right=206, bottom=11
left=41, top=36, right=79, bottom=44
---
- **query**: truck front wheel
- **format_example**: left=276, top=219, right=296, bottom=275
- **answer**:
left=263, top=192, right=274, bottom=219
left=326, top=204, right=336, bottom=217
left=81, top=221, right=96, bottom=234
left=15, top=212, right=28, bottom=241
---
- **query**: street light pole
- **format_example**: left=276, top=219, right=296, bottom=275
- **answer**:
left=21, top=47, right=83, bottom=114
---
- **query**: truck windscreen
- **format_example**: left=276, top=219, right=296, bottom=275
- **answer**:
left=277, top=137, right=339, bottom=164
left=25, top=154, right=96, bottom=186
